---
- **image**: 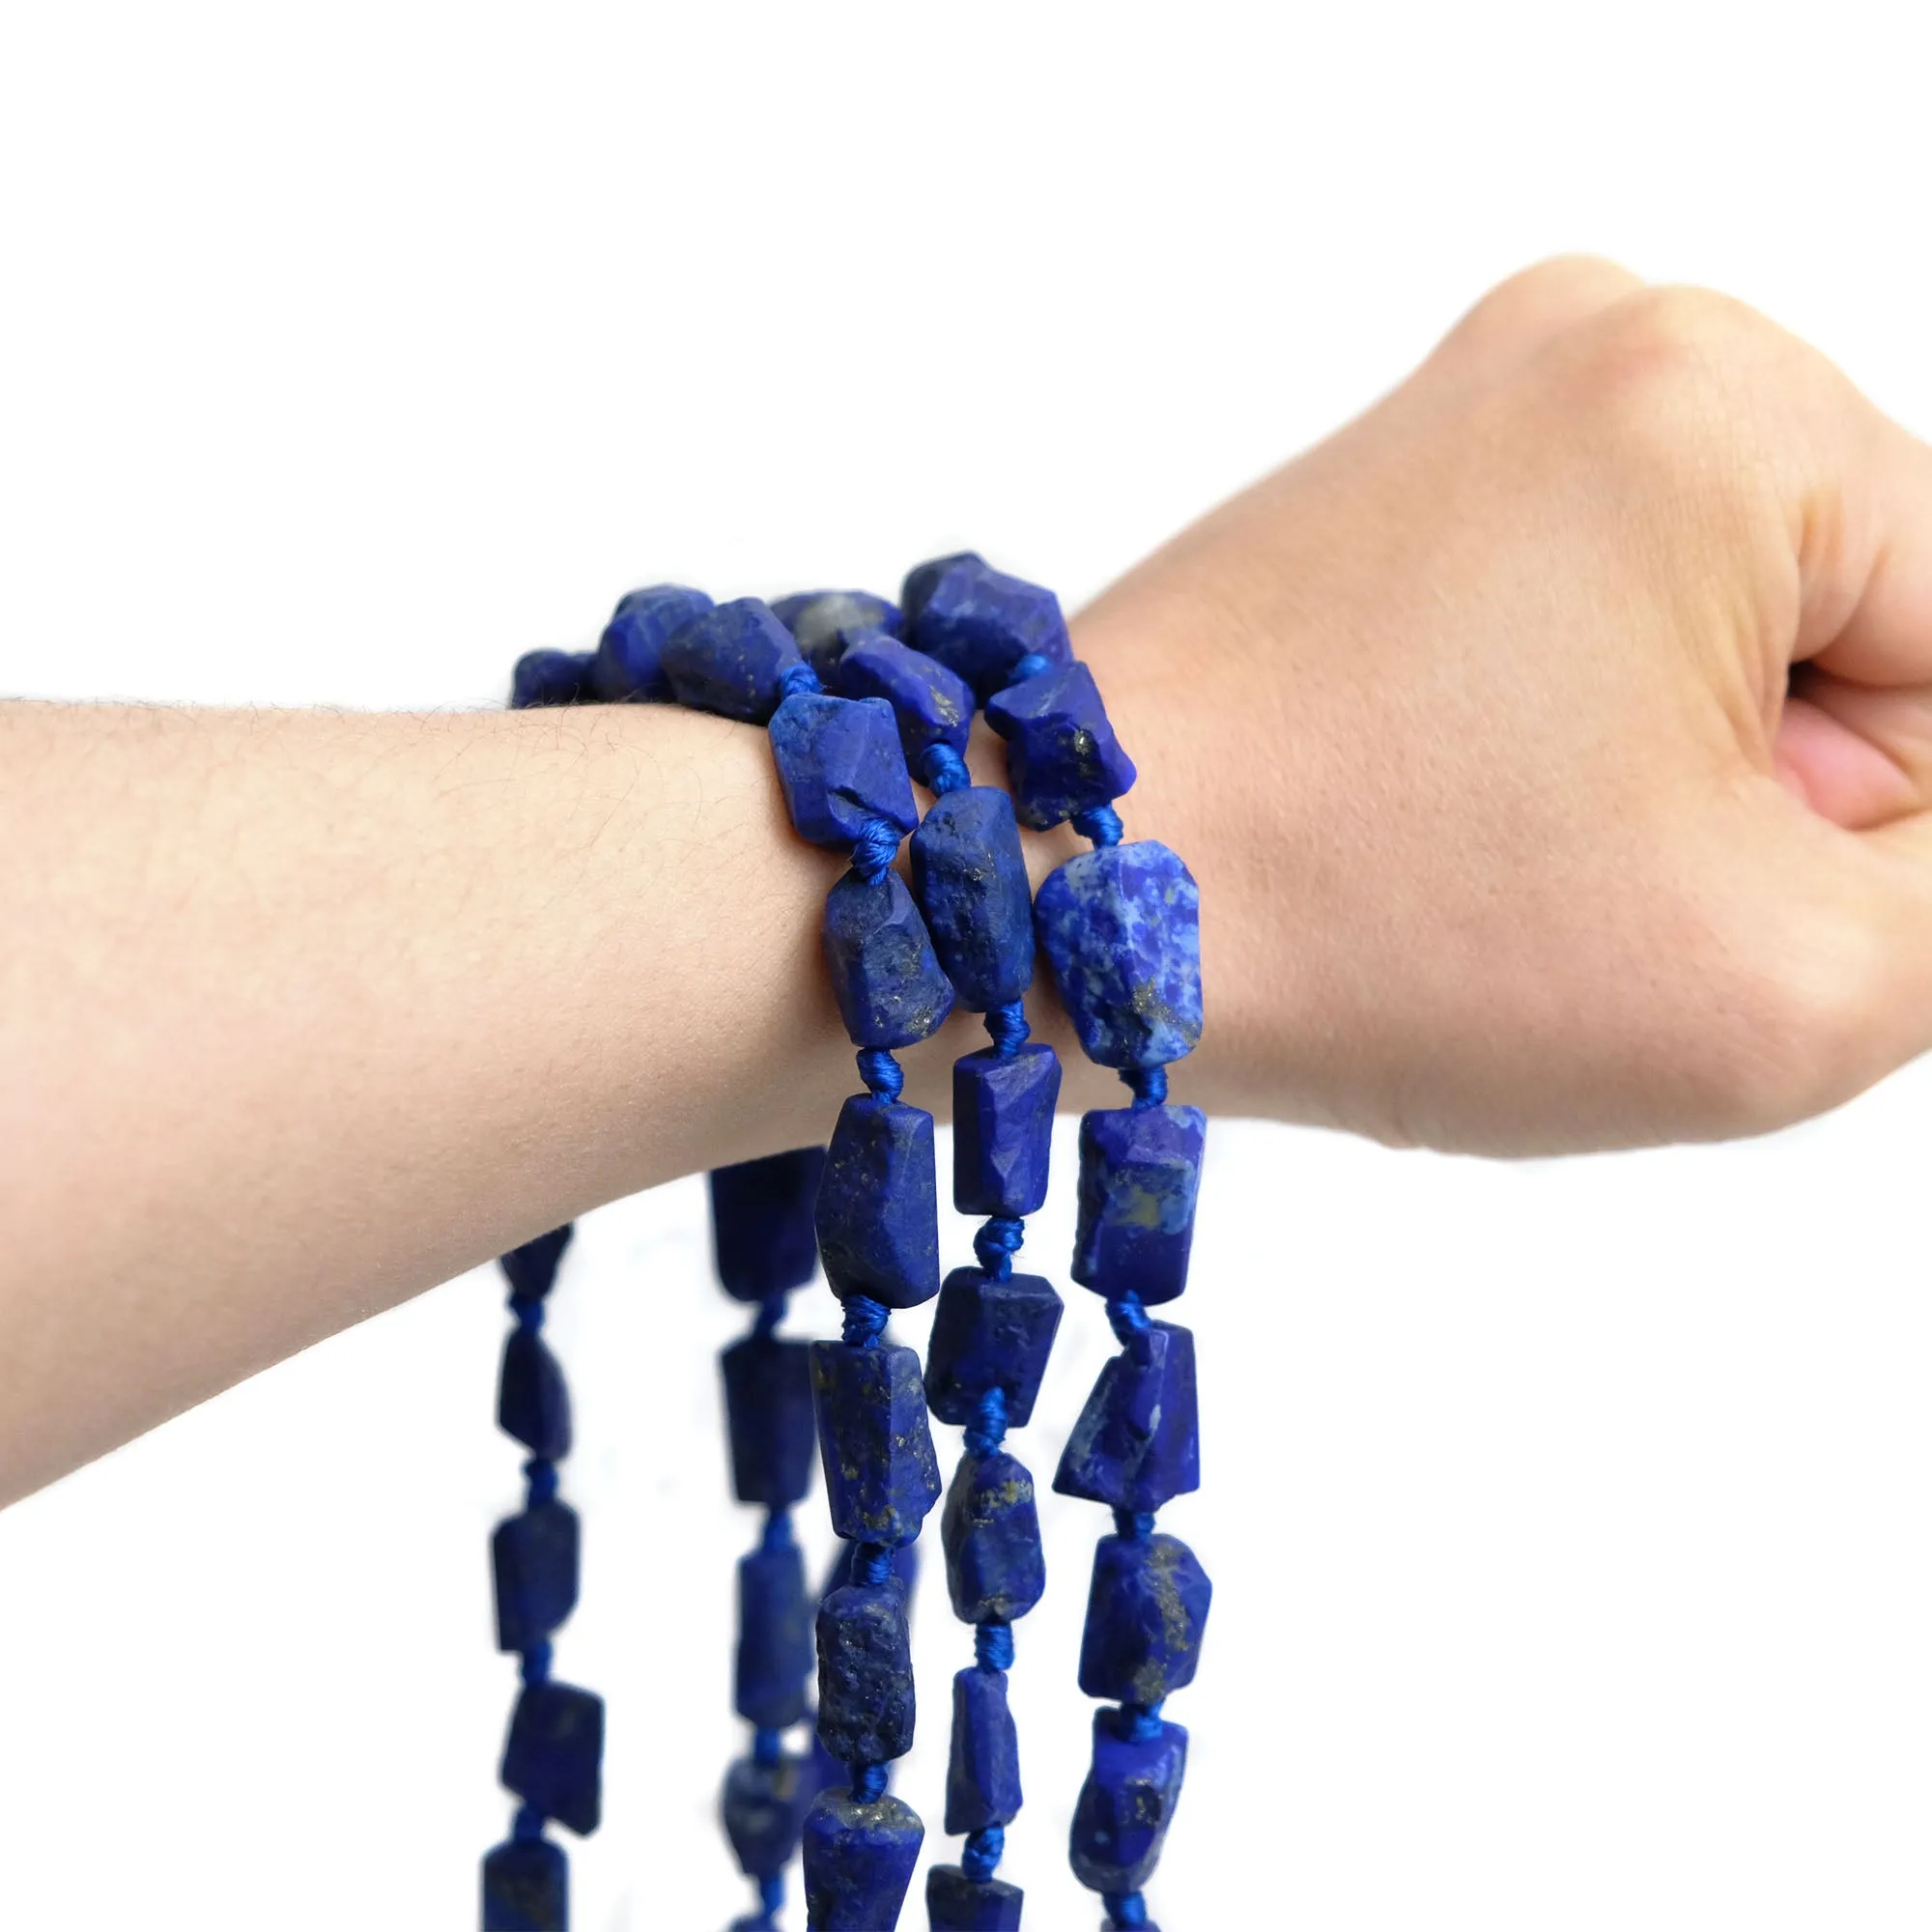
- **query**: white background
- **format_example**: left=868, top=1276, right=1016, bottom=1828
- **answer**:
left=1, top=5, right=1929, bottom=1928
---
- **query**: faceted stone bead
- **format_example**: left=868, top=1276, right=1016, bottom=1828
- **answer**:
left=941, top=1451, right=1045, bottom=1624
left=822, top=1534, right=921, bottom=1600
left=898, top=551, right=983, bottom=632
left=952, top=1042, right=1060, bottom=1215
left=984, top=661, right=1138, bottom=830
left=1078, top=1532, right=1213, bottom=1704
left=481, top=1837, right=567, bottom=1932
left=926, top=1863, right=1024, bottom=1931
left=500, top=1681, right=604, bottom=1836
left=945, top=1666, right=1022, bottom=1833
left=815, top=1577, right=915, bottom=1764
left=510, top=648, right=594, bottom=711
left=909, top=787, right=1036, bottom=1012
left=1073, top=1104, right=1208, bottom=1305
left=1035, top=841, right=1204, bottom=1069
left=923, top=1268, right=1064, bottom=1429
left=815, top=1095, right=941, bottom=1307
left=822, top=871, right=956, bottom=1049
left=834, top=632, right=975, bottom=763
left=722, top=1334, right=817, bottom=1508
left=801, top=1789, right=924, bottom=1932
left=1054, top=1322, right=1200, bottom=1514
left=660, top=596, right=804, bottom=724
left=499, top=1224, right=573, bottom=1300
left=588, top=583, right=714, bottom=701
left=1068, top=1709, right=1189, bottom=1895
left=810, top=1341, right=943, bottom=1546
left=906, top=555, right=1073, bottom=701
left=492, top=1500, right=581, bottom=1652
left=736, top=1542, right=814, bottom=1729
left=721, top=1751, right=811, bottom=1879
left=709, top=1146, right=826, bottom=1303
left=771, top=588, right=903, bottom=676
left=498, top=1330, right=572, bottom=1459
left=769, top=692, right=919, bottom=850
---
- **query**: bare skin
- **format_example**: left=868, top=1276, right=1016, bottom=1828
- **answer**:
left=3, top=258, right=1929, bottom=1505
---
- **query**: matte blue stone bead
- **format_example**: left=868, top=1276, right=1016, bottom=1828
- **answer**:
left=501, top=1681, right=604, bottom=1837
left=985, top=661, right=1138, bottom=831
left=772, top=588, right=903, bottom=675
left=945, top=1666, right=1022, bottom=1833
left=905, top=555, right=1073, bottom=702
left=822, top=871, right=956, bottom=1049
left=941, top=1451, right=1045, bottom=1624
left=492, top=1500, right=581, bottom=1652
left=709, top=1146, right=826, bottom=1303
left=926, top=1863, right=1024, bottom=1931
left=1078, top=1532, right=1213, bottom=1704
left=835, top=632, right=975, bottom=763
left=1035, top=840, right=1204, bottom=1069
left=722, top=1334, right=817, bottom=1509
left=736, top=1541, right=814, bottom=1729
left=952, top=1042, right=1060, bottom=1215
left=909, top=787, right=1036, bottom=1012
left=816, top=1577, right=915, bottom=1764
left=809, top=1341, right=943, bottom=1546
left=498, top=1330, right=572, bottom=1458
left=801, top=1789, right=924, bottom=1932
left=660, top=596, right=803, bottom=724
left=499, top=1224, right=572, bottom=1300
left=721, top=1751, right=811, bottom=1879
left=815, top=1096, right=942, bottom=1308
left=770, top=692, right=919, bottom=847
left=923, top=1268, right=1064, bottom=1429
left=1072, top=1104, right=1207, bottom=1305
left=481, top=1837, right=567, bottom=1932
left=899, top=552, right=983, bottom=632
left=1053, top=1322, right=1200, bottom=1514
left=1068, top=1709, right=1188, bottom=1895
left=822, top=1534, right=921, bottom=1600
left=510, top=648, right=594, bottom=710
left=588, top=583, right=714, bottom=701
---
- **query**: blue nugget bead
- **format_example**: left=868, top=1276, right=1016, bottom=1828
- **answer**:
left=710, top=1146, right=826, bottom=1302
left=952, top=1042, right=1061, bottom=1215
left=906, top=555, right=1073, bottom=701
left=801, top=1789, right=924, bottom=1932
left=1073, top=1104, right=1207, bottom=1305
left=941, top=1451, right=1045, bottom=1624
left=588, top=583, right=714, bottom=701
left=659, top=596, right=804, bottom=724
left=927, top=1864, right=1024, bottom=1931
left=816, top=1578, right=916, bottom=1764
left=498, top=1330, right=572, bottom=1458
left=481, top=1837, right=567, bottom=1932
left=985, top=661, right=1138, bottom=830
left=721, top=1752, right=811, bottom=1879
left=736, top=1541, right=814, bottom=1729
left=810, top=1341, right=943, bottom=1546
left=1078, top=1533, right=1213, bottom=1704
left=769, top=692, right=919, bottom=848
left=815, top=1095, right=942, bottom=1307
left=835, top=632, right=975, bottom=764
left=1054, top=1322, right=1200, bottom=1514
left=822, top=870, right=955, bottom=1049
left=1035, top=840, right=1204, bottom=1069
left=510, top=648, right=594, bottom=711
left=722, top=1334, right=817, bottom=1508
left=1069, top=1710, right=1189, bottom=1895
left=924, top=1268, right=1064, bottom=1429
left=899, top=551, right=983, bottom=631
left=945, top=1666, right=1023, bottom=1833
left=501, top=1681, right=604, bottom=1836
left=492, top=1500, right=581, bottom=1652
left=771, top=588, right=903, bottom=675
left=500, top=1224, right=572, bottom=1300
left=909, top=787, right=1036, bottom=1011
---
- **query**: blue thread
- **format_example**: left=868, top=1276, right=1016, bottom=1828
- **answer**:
left=1071, top=802, right=1124, bottom=847
left=1124, top=1063, right=1168, bottom=1109
left=1009, top=652, right=1053, bottom=686
left=1120, top=1700, right=1165, bottom=1743
left=779, top=661, right=823, bottom=699
left=852, top=1541, right=894, bottom=1588
left=975, top=1621, right=1015, bottom=1672
left=1113, top=1508, right=1155, bottom=1543
left=841, top=1295, right=889, bottom=1348
left=850, top=1762, right=889, bottom=1803
left=963, top=1385, right=1009, bottom=1459
left=753, top=1292, right=786, bottom=1338
left=508, top=1293, right=545, bottom=1333
left=856, top=1046, right=904, bottom=1101
left=961, top=1826, right=1007, bottom=1882
left=1106, top=1291, right=1152, bottom=1350
left=760, top=1510, right=796, bottom=1554
left=1105, top=1890, right=1150, bottom=1927
left=848, top=814, right=901, bottom=883
left=759, top=1872, right=785, bottom=1916
left=983, top=999, right=1030, bottom=1057
left=512, top=1804, right=547, bottom=1843
left=753, top=1725, right=783, bottom=1770
left=917, top=742, right=973, bottom=794
left=524, top=1457, right=559, bottom=1507
left=520, top=1639, right=554, bottom=1686
left=973, top=1215, right=1025, bottom=1279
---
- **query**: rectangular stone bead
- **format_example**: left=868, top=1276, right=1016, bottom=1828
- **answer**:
left=736, top=1542, right=814, bottom=1729
left=952, top=1042, right=1060, bottom=1216
left=925, top=1864, right=1024, bottom=1931
left=721, top=1334, right=817, bottom=1508
left=709, top=1146, right=826, bottom=1303
left=983, top=660, right=1137, bottom=830
left=500, top=1680, right=604, bottom=1837
left=945, top=1666, right=1023, bottom=1833
left=810, top=1341, right=943, bottom=1546
left=481, top=1837, right=567, bottom=1932
left=660, top=596, right=804, bottom=724
left=722, top=1751, right=811, bottom=1880
left=1072, top=1104, right=1207, bottom=1305
left=1068, top=1709, right=1189, bottom=1896
left=815, top=1577, right=915, bottom=1765
left=941, top=1450, right=1045, bottom=1624
left=801, top=1789, right=924, bottom=1932
left=834, top=631, right=975, bottom=762
left=1078, top=1532, right=1213, bottom=1705
left=1053, top=1322, right=1200, bottom=1514
left=498, top=1330, right=572, bottom=1459
left=492, top=1500, right=581, bottom=1653
left=923, top=1268, right=1064, bottom=1429
left=815, top=1095, right=941, bottom=1308
left=589, top=583, right=714, bottom=701
left=909, top=787, right=1037, bottom=1011
left=904, top=554, right=1073, bottom=702
left=769, top=692, right=919, bottom=848
left=822, top=870, right=957, bottom=1049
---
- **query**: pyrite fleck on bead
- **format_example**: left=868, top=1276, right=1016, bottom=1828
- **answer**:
left=1034, top=840, right=1204, bottom=1068
left=1053, top=1321, right=1200, bottom=1514
left=721, top=1751, right=812, bottom=1880
left=769, top=692, right=919, bottom=848
left=926, top=1863, right=1024, bottom=1931
left=1078, top=1532, right=1213, bottom=1704
left=659, top=596, right=804, bottom=724
left=721, top=1333, right=817, bottom=1508
left=1068, top=1709, right=1189, bottom=1895
left=941, top=1450, right=1046, bottom=1624
left=815, top=1577, right=916, bottom=1765
left=481, top=1836, right=567, bottom=1932
left=498, top=1330, right=572, bottom=1459
left=1073, top=1104, right=1207, bottom=1305
left=499, top=1225, right=573, bottom=1301
left=709, top=1145, right=825, bottom=1303
left=904, top=554, right=1073, bottom=701
left=492, top=1500, right=581, bottom=1652
left=735, top=1541, right=814, bottom=1730
left=771, top=588, right=903, bottom=676
left=910, top=786, right=1037, bottom=1012
left=801, top=1789, right=924, bottom=1932
left=945, top=1666, right=1023, bottom=1833
left=835, top=631, right=975, bottom=764
left=822, top=870, right=957, bottom=1049
left=810, top=1341, right=943, bottom=1546
left=815, top=1095, right=942, bottom=1307
left=952, top=1041, right=1061, bottom=1215
left=500, top=1680, right=605, bottom=1836
left=588, top=583, right=715, bottom=701
left=984, top=660, right=1138, bottom=830
left=923, top=1267, right=1064, bottom=1429
left=510, top=648, right=594, bottom=711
